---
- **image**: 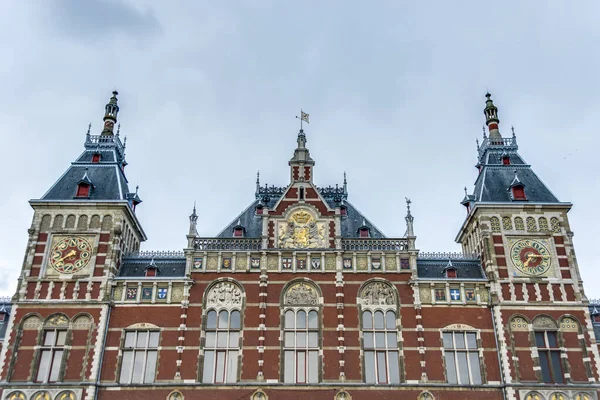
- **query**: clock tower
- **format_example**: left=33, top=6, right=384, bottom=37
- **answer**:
left=0, top=92, right=146, bottom=399
left=457, top=94, right=598, bottom=399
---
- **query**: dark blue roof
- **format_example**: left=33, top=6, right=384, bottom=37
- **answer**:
left=416, top=258, right=486, bottom=279
left=119, top=257, right=186, bottom=277
left=0, top=300, right=12, bottom=342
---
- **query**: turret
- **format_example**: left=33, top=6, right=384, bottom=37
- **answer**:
left=101, top=90, right=120, bottom=136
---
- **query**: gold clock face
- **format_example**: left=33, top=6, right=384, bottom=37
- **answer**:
left=510, top=238, right=551, bottom=276
left=49, top=237, right=92, bottom=274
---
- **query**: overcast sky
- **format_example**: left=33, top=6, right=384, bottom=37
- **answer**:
left=0, top=1, right=599, bottom=298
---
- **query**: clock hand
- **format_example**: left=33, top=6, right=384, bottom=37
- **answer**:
left=523, top=254, right=536, bottom=267
left=56, top=250, right=77, bottom=264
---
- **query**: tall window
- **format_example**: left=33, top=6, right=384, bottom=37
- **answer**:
left=536, top=330, right=564, bottom=383
left=284, top=309, right=319, bottom=383
left=203, top=309, right=241, bottom=383
left=119, top=330, right=159, bottom=384
left=36, top=329, right=66, bottom=382
left=362, top=310, right=400, bottom=384
left=443, top=331, right=482, bottom=384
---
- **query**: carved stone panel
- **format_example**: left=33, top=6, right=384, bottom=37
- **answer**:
left=284, top=282, right=318, bottom=306
left=207, top=282, right=242, bottom=308
left=360, top=281, right=395, bottom=306
left=277, top=209, right=326, bottom=249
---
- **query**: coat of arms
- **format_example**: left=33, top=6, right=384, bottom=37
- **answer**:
left=251, top=258, right=260, bottom=269
left=311, top=258, right=321, bottom=270
left=193, top=257, right=203, bottom=270
left=343, top=258, right=352, bottom=269
left=278, top=210, right=326, bottom=249
left=222, top=258, right=232, bottom=269
left=298, top=259, right=306, bottom=269
left=371, top=258, right=381, bottom=270
left=282, top=257, right=292, bottom=269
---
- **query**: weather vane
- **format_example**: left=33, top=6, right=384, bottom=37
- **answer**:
left=295, top=109, right=309, bottom=130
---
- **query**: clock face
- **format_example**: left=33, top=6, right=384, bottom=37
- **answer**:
left=49, top=237, right=93, bottom=274
left=510, top=238, right=552, bottom=276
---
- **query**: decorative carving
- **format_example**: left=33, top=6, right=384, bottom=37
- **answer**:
left=550, top=217, right=561, bottom=233
left=325, top=256, right=336, bottom=270
left=357, top=257, right=368, bottom=271
left=335, top=391, right=352, bottom=400
left=22, top=315, right=42, bottom=330
left=267, top=256, right=278, bottom=270
left=418, top=392, right=434, bottom=400
left=533, top=316, right=558, bottom=329
left=510, top=317, right=529, bottom=331
left=207, top=282, right=242, bottom=308
left=385, top=256, right=396, bottom=269
left=502, top=216, right=513, bottom=230
left=550, top=393, right=566, bottom=400
left=515, top=217, right=525, bottom=231
left=127, top=322, right=159, bottom=329
left=527, top=217, right=537, bottom=232
left=360, top=281, right=395, bottom=306
left=171, top=286, right=184, bottom=302
left=7, top=392, right=26, bottom=400
left=278, top=210, right=326, bottom=249
left=444, top=323, right=476, bottom=330
left=538, top=217, right=549, bottom=231
left=207, top=256, right=218, bottom=270
left=575, top=393, right=592, bottom=400
left=284, top=282, right=318, bottom=306
left=167, top=391, right=184, bottom=400
left=525, top=393, right=543, bottom=400
left=56, top=392, right=76, bottom=400
left=46, top=314, right=69, bottom=326
left=113, top=286, right=123, bottom=301
left=33, top=392, right=51, bottom=400
left=419, top=287, right=432, bottom=303
left=490, top=217, right=501, bottom=233
left=560, top=317, right=579, bottom=332
left=72, top=315, right=92, bottom=329
left=342, top=239, right=408, bottom=251
left=418, top=252, right=478, bottom=260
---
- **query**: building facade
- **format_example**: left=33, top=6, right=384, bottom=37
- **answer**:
left=0, top=92, right=598, bottom=400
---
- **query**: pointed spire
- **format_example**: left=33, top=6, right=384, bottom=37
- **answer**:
left=343, top=172, right=348, bottom=194
left=101, top=90, right=120, bottom=136
left=255, top=171, right=260, bottom=195
left=289, top=115, right=315, bottom=183
left=116, top=123, right=121, bottom=136
left=484, top=92, right=501, bottom=140
left=476, top=138, right=480, bottom=150
left=189, top=201, right=198, bottom=236
left=482, top=125, right=487, bottom=139
left=405, top=197, right=414, bottom=237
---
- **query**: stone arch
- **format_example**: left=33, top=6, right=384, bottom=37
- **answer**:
left=575, top=393, right=592, bottom=400
left=52, top=215, right=64, bottom=230
left=550, top=217, right=560, bottom=233
left=417, top=391, right=434, bottom=400
left=514, top=216, right=525, bottom=231
left=20, top=314, right=43, bottom=330
left=56, top=391, right=77, bottom=400
left=549, top=393, right=567, bottom=400
left=524, top=392, right=544, bottom=400
left=490, top=217, right=500, bottom=233
left=31, top=391, right=51, bottom=400
left=538, top=217, right=549, bottom=231
left=90, top=215, right=101, bottom=229
left=101, top=215, right=112, bottom=230
left=40, top=215, right=52, bottom=231
left=44, top=313, right=70, bottom=327
left=532, top=315, right=558, bottom=330
left=5, top=391, right=26, bottom=400
left=72, top=313, right=93, bottom=329
left=77, top=215, right=88, bottom=230
left=526, top=217, right=537, bottom=232
left=558, top=314, right=581, bottom=332
left=508, top=314, right=531, bottom=332
left=203, top=278, right=245, bottom=311
left=334, top=391, right=351, bottom=400
left=167, top=391, right=184, bottom=400
left=280, top=278, right=322, bottom=307
left=65, top=215, right=76, bottom=229
left=358, top=278, right=398, bottom=307
left=251, top=390, right=267, bottom=400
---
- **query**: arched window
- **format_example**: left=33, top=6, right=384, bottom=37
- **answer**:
left=442, top=329, right=482, bottom=384
left=282, top=281, right=320, bottom=383
left=202, top=281, right=243, bottom=384
left=36, top=314, right=69, bottom=383
left=532, top=316, right=564, bottom=384
left=119, top=328, right=160, bottom=384
left=359, top=280, right=400, bottom=384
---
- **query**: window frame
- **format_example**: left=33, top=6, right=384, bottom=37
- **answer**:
left=202, top=308, right=242, bottom=384
left=282, top=307, right=321, bottom=384
left=535, top=330, right=565, bottom=384
left=361, top=308, right=400, bottom=384
left=118, top=329, right=160, bottom=384
left=441, top=330, right=484, bottom=385
left=35, top=328, right=67, bottom=383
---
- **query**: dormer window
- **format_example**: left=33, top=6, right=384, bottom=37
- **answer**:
left=233, top=227, right=244, bottom=237
left=0, top=311, right=6, bottom=322
left=593, top=314, right=600, bottom=324
left=145, top=266, right=158, bottom=277
left=299, top=187, right=305, bottom=200
left=76, top=183, right=91, bottom=198
left=445, top=268, right=457, bottom=278
left=512, top=186, right=526, bottom=200
left=359, top=227, right=370, bottom=238
left=256, top=205, right=264, bottom=215
left=502, top=155, right=510, bottom=165
left=92, top=153, right=101, bottom=163
left=340, top=205, right=347, bottom=217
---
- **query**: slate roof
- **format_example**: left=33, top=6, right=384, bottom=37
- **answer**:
left=416, top=258, right=486, bottom=279
left=37, top=135, right=138, bottom=204
left=589, top=304, right=600, bottom=341
left=0, top=301, right=12, bottom=342
left=465, top=138, right=560, bottom=205
left=118, top=257, right=187, bottom=277
left=216, top=196, right=386, bottom=239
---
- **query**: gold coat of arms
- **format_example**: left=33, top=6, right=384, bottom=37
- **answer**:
left=278, top=210, right=326, bottom=249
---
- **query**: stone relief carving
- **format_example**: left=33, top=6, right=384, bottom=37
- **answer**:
left=46, top=314, right=69, bottom=326
left=207, top=282, right=242, bottom=308
left=533, top=316, right=558, bottom=329
left=361, top=281, right=395, bottom=306
left=284, top=282, right=318, bottom=306
left=278, top=210, right=326, bottom=249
